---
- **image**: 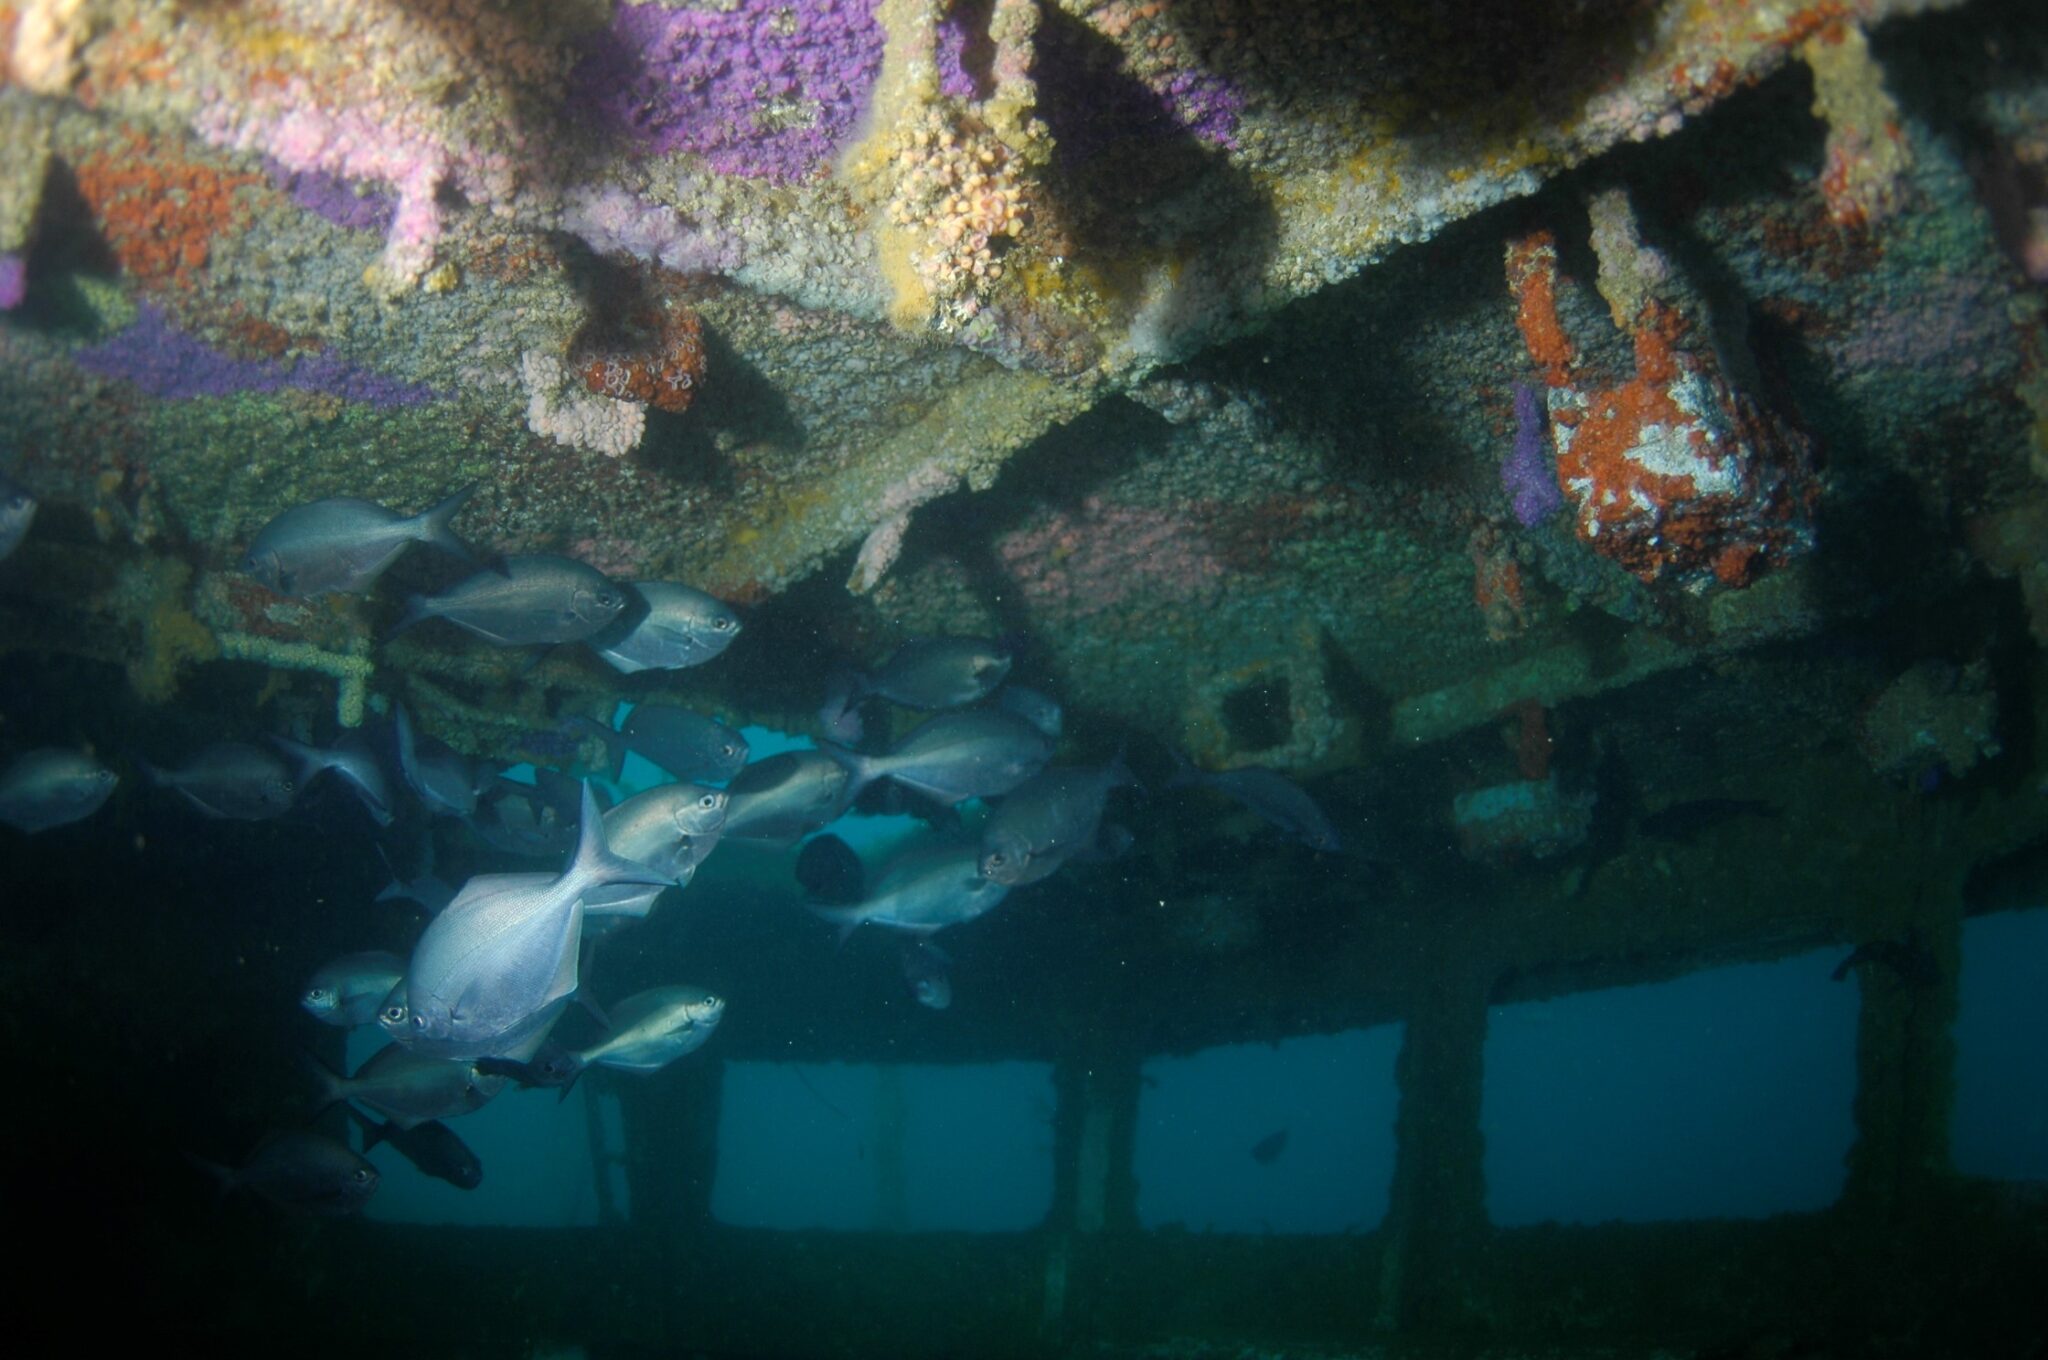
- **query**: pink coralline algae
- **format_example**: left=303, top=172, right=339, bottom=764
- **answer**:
left=560, top=185, right=742, bottom=277
left=1502, top=382, right=1564, bottom=528
left=574, top=0, right=887, bottom=184
left=1036, top=4, right=1244, bottom=160
left=75, top=305, right=436, bottom=406
left=263, top=160, right=394, bottom=235
left=936, top=6, right=986, bottom=100
left=1157, top=69, right=1244, bottom=149
left=197, top=95, right=470, bottom=286
left=996, top=497, right=1226, bottom=618
left=0, top=253, right=24, bottom=311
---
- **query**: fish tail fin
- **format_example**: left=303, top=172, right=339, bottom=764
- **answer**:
left=345, top=1105, right=386, bottom=1152
left=575, top=979, right=611, bottom=1030
left=411, top=484, right=479, bottom=565
left=386, top=595, right=432, bottom=642
left=269, top=735, right=327, bottom=788
left=564, top=781, right=672, bottom=898
left=373, top=843, right=402, bottom=901
left=300, top=1050, right=349, bottom=1113
left=819, top=668, right=866, bottom=744
left=815, top=741, right=875, bottom=804
left=804, top=901, right=867, bottom=947
left=392, top=703, right=424, bottom=801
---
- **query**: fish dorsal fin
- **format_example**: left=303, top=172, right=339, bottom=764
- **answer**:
left=551, top=896, right=584, bottom=1007
left=562, top=781, right=671, bottom=899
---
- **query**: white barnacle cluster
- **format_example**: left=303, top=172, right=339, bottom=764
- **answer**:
left=887, top=106, right=1029, bottom=323
left=518, top=349, right=646, bottom=460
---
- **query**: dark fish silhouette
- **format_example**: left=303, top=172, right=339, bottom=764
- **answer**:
left=1251, top=1129, right=1289, bottom=1165
left=348, top=1107, right=483, bottom=1190
left=188, top=1130, right=379, bottom=1214
left=821, top=636, right=1013, bottom=741
left=571, top=708, right=749, bottom=784
left=1831, top=930, right=1940, bottom=988
left=796, top=832, right=867, bottom=905
left=140, top=742, right=297, bottom=820
left=902, top=940, right=952, bottom=1009
left=1168, top=752, right=1339, bottom=853
left=476, top=1042, right=582, bottom=1093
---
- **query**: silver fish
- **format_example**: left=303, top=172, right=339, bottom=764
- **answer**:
left=821, top=636, right=1013, bottom=742
left=394, top=703, right=477, bottom=819
left=720, top=750, right=851, bottom=845
left=903, top=940, right=952, bottom=1009
left=607, top=782, right=728, bottom=857
left=589, top=581, right=741, bottom=674
left=301, top=950, right=406, bottom=1028
left=142, top=742, right=296, bottom=820
left=387, top=783, right=669, bottom=1060
left=979, top=755, right=1136, bottom=886
left=582, top=782, right=730, bottom=917
left=478, top=987, right=721, bottom=1092
left=822, top=710, right=1053, bottom=808
left=806, top=838, right=1010, bottom=939
left=1170, top=753, right=1341, bottom=853
left=242, top=486, right=475, bottom=598
left=995, top=684, right=1063, bottom=739
left=0, top=747, right=118, bottom=832
left=0, top=470, right=36, bottom=561
left=310, top=1044, right=505, bottom=1128
left=573, top=985, right=724, bottom=1074
left=391, top=554, right=627, bottom=646
left=191, top=1130, right=378, bottom=1214
left=273, top=733, right=394, bottom=827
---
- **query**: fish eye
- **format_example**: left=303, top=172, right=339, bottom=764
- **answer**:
left=382, top=1005, right=405, bottom=1024
left=352, top=1168, right=372, bottom=1184
left=698, top=794, right=719, bottom=809
left=280, top=779, right=295, bottom=793
left=712, top=616, right=733, bottom=631
left=986, top=851, right=1005, bottom=867
left=411, top=1013, right=426, bottom=1029
left=722, top=743, right=739, bottom=758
